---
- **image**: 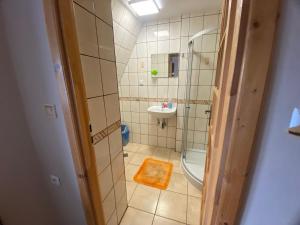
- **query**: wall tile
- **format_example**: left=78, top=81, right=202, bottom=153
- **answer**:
left=158, top=127, right=167, bottom=137
left=189, top=16, right=203, bottom=36
left=94, top=137, right=110, bottom=174
left=202, top=34, right=217, bottom=52
left=107, top=211, right=118, bottom=225
left=137, top=26, right=147, bottom=43
left=116, top=193, right=127, bottom=223
left=149, top=125, right=158, bottom=135
left=203, top=14, right=219, bottom=30
left=199, top=70, right=213, bottom=85
left=157, top=23, right=170, bottom=41
left=101, top=59, right=118, bottom=94
left=137, top=43, right=148, bottom=58
left=181, top=18, right=190, bottom=36
left=197, top=86, right=211, bottom=100
left=103, top=189, right=116, bottom=223
left=158, top=86, right=168, bottom=98
left=111, top=151, right=125, bottom=184
left=97, top=19, right=115, bottom=61
left=109, top=128, right=122, bottom=160
left=74, top=4, right=99, bottom=57
left=104, top=94, right=121, bottom=126
left=167, top=138, right=176, bottom=148
left=170, top=22, right=181, bottom=39
left=158, top=40, right=170, bottom=53
left=158, top=137, right=167, bottom=147
left=74, top=0, right=94, bottom=12
left=98, top=165, right=113, bottom=201
left=141, top=134, right=149, bottom=144
left=94, top=0, right=113, bottom=25
left=80, top=55, right=103, bottom=98
left=147, top=25, right=157, bottom=42
left=114, top=174, right=126, bottom=204
left=87, top=97, right=107, bottom=134
left=170, top=39, right=180, bottom=53
left=149, top=135, right=158, bottom=146
left=140, top=124, right=149, bottom=134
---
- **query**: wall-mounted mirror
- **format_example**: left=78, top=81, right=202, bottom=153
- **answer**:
left=151, top=53, right=180, bottom=78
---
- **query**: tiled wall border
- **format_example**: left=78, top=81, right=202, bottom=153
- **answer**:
left=92, top=119, right=121, bottom=145
left=119, top=96, right=211, bottom=105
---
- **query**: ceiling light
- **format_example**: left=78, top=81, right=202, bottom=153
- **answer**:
left=129, top=0, right=159, bottom=16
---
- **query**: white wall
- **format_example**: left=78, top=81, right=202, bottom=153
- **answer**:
left=0, top=15, right=59, bottom=225
left=0, top=0, right=87, bottom=224
left=240, top=0, right=300, bottom=224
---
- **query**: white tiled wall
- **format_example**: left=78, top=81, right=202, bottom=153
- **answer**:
left=111, top=0, right=142, bottom=79
left=118, top=11, right=221, bottom=151
left=73, top=0, right=127, bottom=224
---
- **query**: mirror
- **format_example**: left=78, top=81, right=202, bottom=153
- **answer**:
left=151, top=53, right=180, bottom=78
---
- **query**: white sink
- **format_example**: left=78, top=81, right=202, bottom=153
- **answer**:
left=147, top=105, right=177, bottom=119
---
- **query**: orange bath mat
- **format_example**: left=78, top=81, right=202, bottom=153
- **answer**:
left=133, top=158, right=173, bottom=190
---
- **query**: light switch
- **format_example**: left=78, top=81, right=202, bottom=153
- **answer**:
left=44, top=104, right=57, bottom=119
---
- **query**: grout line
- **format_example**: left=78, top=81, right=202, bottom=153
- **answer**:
left=80, top=53, right=117, bottom=63
left=151, top=189, right=161, bottom=225
left=73, top=2, right=113, bottom=28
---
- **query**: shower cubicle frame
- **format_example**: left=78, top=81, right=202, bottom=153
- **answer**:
left=181, top=28, right=218, bottom=189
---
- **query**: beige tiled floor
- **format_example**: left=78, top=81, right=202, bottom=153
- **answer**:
left=121, top=143, right=202, bottom=225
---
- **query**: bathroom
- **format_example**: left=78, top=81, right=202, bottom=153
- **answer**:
left=71, top=0, right=221, bottom=224
left=112, top=0, right=221, bottom=224
left=1, top=0, right=291, bottom=224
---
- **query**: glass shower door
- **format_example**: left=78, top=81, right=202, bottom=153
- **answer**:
left=181, top=39, right=212, bottom=184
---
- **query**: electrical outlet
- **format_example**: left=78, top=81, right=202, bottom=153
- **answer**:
left=50, top=175, right=61, bottom=186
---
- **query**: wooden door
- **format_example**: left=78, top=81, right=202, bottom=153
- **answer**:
left=200, top=0, right=281, bottom=224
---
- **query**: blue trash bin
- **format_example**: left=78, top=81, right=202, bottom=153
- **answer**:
left=121, top=124, right=129, bottom=146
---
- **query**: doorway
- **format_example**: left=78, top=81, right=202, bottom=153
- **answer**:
left=43, top=0, right=281, bottom=225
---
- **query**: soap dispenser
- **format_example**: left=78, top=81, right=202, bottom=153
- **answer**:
left=167, top=98, right=173, bottom=109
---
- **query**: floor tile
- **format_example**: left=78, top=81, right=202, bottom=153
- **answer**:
left=187, top=182, right=202, bottom=198
left=120, top=207, right=154, bottom=225
left=152, top=147, right=171, bottom=161
left=126, top=181, right=137, bottom=201
left=187, top=196, right=201, bottom=225
left=170, top=151, right=181, bottom=161
left=167, top=172, right=188, bottom=194
left=169, top=151, right=184, bottom=174
left=123, top=143, right=139, bottom=153
left=135, top=144, right=156, bottom=155
left=156, top=191, right=187, bottom=223
left=153, top=216, right=185, bottom=225
left=124, top=151, right=135, bottom=166
left=125, top=164, right=139, bottom=181
left=129, top=185, right=160, bottom=213
left=129, top=153, right=149, bottom=166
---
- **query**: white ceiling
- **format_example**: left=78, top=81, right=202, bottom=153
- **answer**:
left=122, top=0, right=222, bottom=22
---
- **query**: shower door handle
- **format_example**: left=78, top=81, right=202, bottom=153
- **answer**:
left=205, top=109, right=212, bottom=125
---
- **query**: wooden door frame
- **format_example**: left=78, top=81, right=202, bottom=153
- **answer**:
left=201, top=0, right=281, bottom=225
left=43, top=0, right=281, bottom=225
left=43, top=1, right=104, bottom=225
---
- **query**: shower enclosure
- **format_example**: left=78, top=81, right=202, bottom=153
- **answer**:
left=181, top=28, right=217, bottom=189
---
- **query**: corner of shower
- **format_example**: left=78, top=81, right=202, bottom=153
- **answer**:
left=180, top=28, right=217, bottom=190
